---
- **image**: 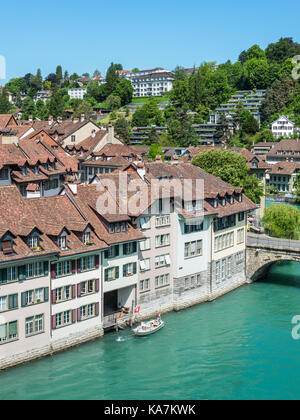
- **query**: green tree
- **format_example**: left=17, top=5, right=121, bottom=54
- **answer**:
left=48, top=85, right=65, bottom=119
left=56, top=65, right=63, bottom=83
left=114, top=117, right=131, bottom=144
left=0, top=89, right=11, bottom=113
left=266, top=38, right=300, bottom=64
left=105, top=63, right=119, bottom=97
left=73, top=101, right=93, bottom=120
left=113, top=79, right=133, bottom=106
left=192, top=150, right=263, bottom=203
left=262, top=204, right=300, bottom=239
left=103, top=94, right=121, bottom=110
left=243, top=58, right=270, bottom=89
left=147, top=144, right=165, bottom=161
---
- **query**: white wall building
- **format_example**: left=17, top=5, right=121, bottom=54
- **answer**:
left=68, top=88, right=87, bottom=100
left=271, top=116, right=295, bottom=139
left=120, top=68, right=174, bottom=97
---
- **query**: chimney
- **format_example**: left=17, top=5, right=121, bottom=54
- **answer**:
left=48, top=116, right=54, bottom=126
left=57, top=116, right=62, bottom=124
left=91, top=129, right=96, bottom=138
left=156, top=155, right=162, bottom=162
left=108, top=124, right=114, bottom=143
left=28, top=115, right=33, bottom=123
left=81, top=113, right=85, bottom=122
left=73, top=118, right=79, bottom=124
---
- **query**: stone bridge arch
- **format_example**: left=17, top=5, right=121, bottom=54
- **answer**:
left=246, top=243, right=300, bottom=282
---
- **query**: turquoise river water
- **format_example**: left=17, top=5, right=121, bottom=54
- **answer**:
left=1, top=261, right=300, bottom=400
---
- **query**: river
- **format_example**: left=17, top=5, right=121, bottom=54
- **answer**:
left=1, top=261, right=300, bottom=400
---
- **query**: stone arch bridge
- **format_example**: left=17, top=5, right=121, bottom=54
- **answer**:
left=246, top=234, right=300, bottom=282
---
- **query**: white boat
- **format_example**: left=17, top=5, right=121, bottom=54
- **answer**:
left=133, top=318, right=165, bottom=337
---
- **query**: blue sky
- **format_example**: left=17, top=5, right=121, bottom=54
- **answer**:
left=1, top=0, right=300, bottom=82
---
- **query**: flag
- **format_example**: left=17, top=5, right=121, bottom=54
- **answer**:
left=135, top=306, right=141, bottom=314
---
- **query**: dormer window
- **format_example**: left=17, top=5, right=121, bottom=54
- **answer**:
left=238, top=193, right=242, bottom=203
left=83, top=228, right=92, bottom=245
left=58, top=235, right=67, bottom=250
left=220, top=198, right=226, bottom=206
left=28, top=234, right=40, bottom=250
left=34, top=165, right=39, bottom=175
left=22, top=166, right=28, bottom=177
left=229, top=195, right=234, bottom=205
left=213, top=199, right=218, bottom=208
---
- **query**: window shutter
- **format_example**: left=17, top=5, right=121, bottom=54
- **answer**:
left=115, top=266, right=119, bottom=279
left=8, top=294, right=17, bottom=310
left=104, top=250, right=109, bottom=259
left=133, top=262, right=137, bottom=275
left=51, top=290, right=56, bottom=304
left=95, top=279, right=99, bottom=293
left=50, top=264, right=56, bottom=279
left=95, top=255, right=99, bottom=269
left=104, top=269, right=109, bottom=282
left=72, top=309, right=77, bottom=323
left=44, top=288, right=49, bottom=302
left=123, top=244, right=126, bottom=255
left=72, top=285, right=76, bottom=299
left=123, top=265, right=127, bottom=277
left=133, top=242, right=137, bottom=253
left=18, top=266, right=26, bottom=282
left=77, top=308, right=81, bottom=322
left=51, top=315, right=56, bottom=330
left=72, top=260, right=76, bottom=274
left=95, top=303, right=99, bottom=317
left=44, top=261, right=49, bottom=276
left=77, top=283, right=81, bottom=298
left=115, top=245, right=119, bottom=257
left=77, top=259, right=81, bottom=273
left=21, top=292, right=27, bottom=308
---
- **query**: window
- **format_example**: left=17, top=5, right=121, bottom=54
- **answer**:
left=227, top=257, right=232, bottom=277
left=236, top=251, right=244, bottom=264
left=215, top=261, right=220, bottom=284
left=21, top=288, right=48, bottom=307
left=155, top=273, right=170, bottom=288
left=155, top=254, right=171, bottom=268
left=237, top=228, right=245, bottom=244
left=214, top=215, right=236, bottom=232
left=58, top=235, right=67, bottom=250
left=55, top=286, right=71, bottom=303
left=139, top=259, right=150, bottom=272
left=156, top=215, right=170, bottom=227
left=80, top=304, right=96, bottom=321
left=184, top=222, right=203, bottom=234
left=221, top=259, right=226, bottom=280
left=155, top=234, right=170, bottom=248
left=83, top=231, right=91, bottom=244
left=80, top=280, right=96, bottom=296
left=106, top=245, right=119, bottom=259
left=0, top=168, right=9, bottom=180
left=25, top=262, right=44, bottom=279
left=238, top=212, right=245, bottom=222
left=123, top=263, right=137, bottom=277
left=123, top=242, right=137, bottom=255
left=140, top=217, right=151, bottom=230
left=184, top=241, right=202, bottom=258
left=0, top=294, right=18, bottom=312
left=0, top=321, right=18, bottom=344
left=55, top=311, right=72, bottom=328
left=56, top=261, right=72, bottom=277
left=25, top=315, right=44, bottom=337
left=7, top=267, right=16, bottom=282
left=81, top=256, right=95, bottom=272
left=104, top=267, right=119, bottom=282
left=28, top=235, right=40, bottom=250
left=140, top=279, right=150, bottom=292
left=139, top=238, right=151, bottom=251
left=71, top=135, right=76, bottom=143
left=214, top=232, right=234, bottom=252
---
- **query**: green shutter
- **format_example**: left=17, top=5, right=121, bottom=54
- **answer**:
left=44, top=261, right=49, bottom=276
left=18, top=265, right=26, bottom=282
left=123, top=244, right=127, bottom=255
left=133, top=242, right=137, bottom=253
left=21, top=292, right=27, bottom=308
left=0, top=268, right=7, bottom=285
left=133, top=262, right=137, bottom=275
left=115, top=266, right=119, bottom=279
left=123, top=265, right=127, bottom=277
left=115, top=245, right=119, bottom=257
left=104, top=269, right=109, bottom=282
left=8, top=294, right=18, bottom=310
left=44, top=288, right=49, bottom=302
left=104, top=250, right=109, bottom=259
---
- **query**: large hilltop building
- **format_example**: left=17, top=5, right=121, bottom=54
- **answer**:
left=118, top=68, right=174, bottom=97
